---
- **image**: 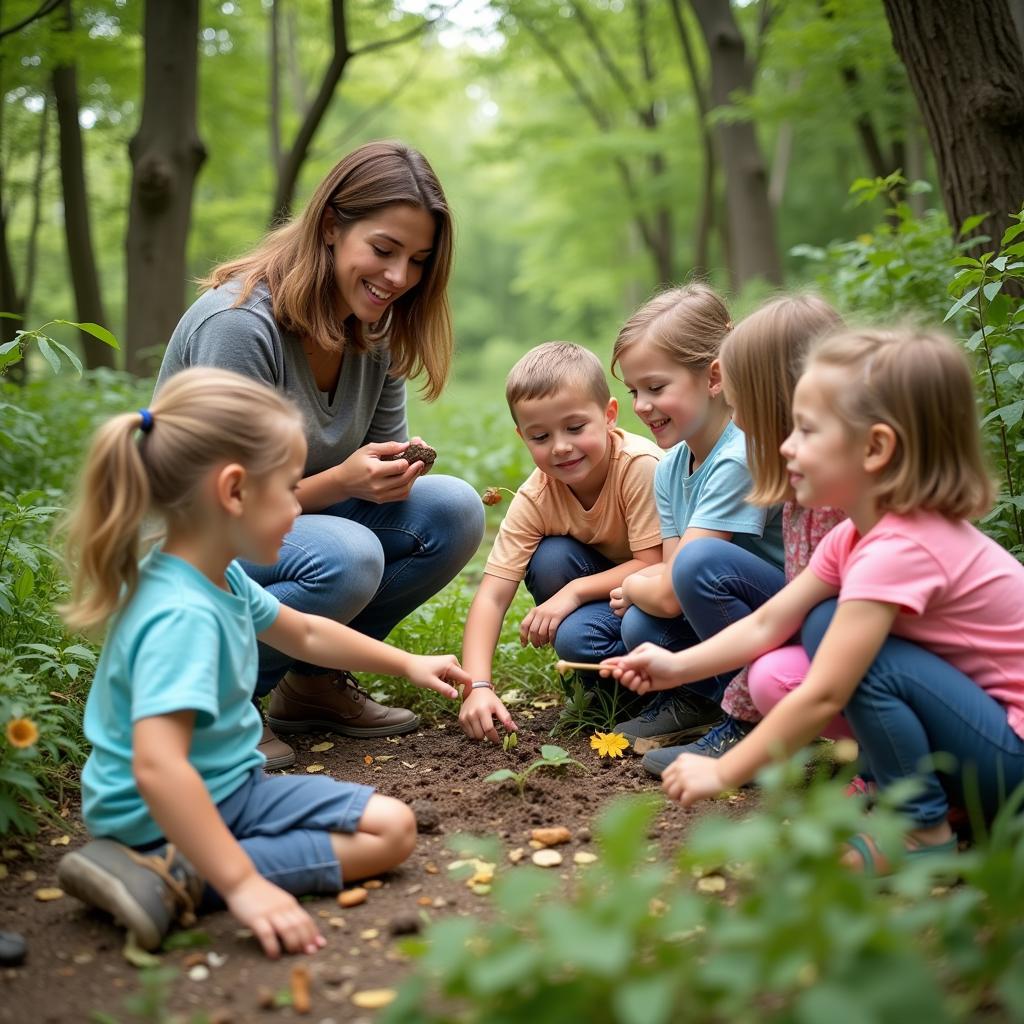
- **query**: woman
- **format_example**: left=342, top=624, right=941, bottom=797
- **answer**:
left=156, top=141, right=485, bottom=768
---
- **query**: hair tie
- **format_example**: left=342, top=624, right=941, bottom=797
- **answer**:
left=138, top=408, right=154, bottom=433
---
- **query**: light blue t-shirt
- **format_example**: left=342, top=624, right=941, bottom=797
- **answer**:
left=81, top=551, right=280, bottom=845
left=654, top=420, right=784, bottom=568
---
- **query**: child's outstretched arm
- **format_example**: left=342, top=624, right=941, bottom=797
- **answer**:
left=459, top=574, right=520, bottom=743
left=521, top=544, right=661, bottom=647
left=621, top=528, right=730, bottom=617
left=260, top=606, right=470, bottom=699
left=663, top=598, right=898, bottom=806
left=134, top=712, right=323, bottom=959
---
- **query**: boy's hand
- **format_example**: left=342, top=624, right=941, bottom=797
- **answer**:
left=599, top=642, right=681, bottom=694
left=519, top=590, right=580, bottom=648
left=405, top=655, right=468, bottom=699
left=224, top=874, right=326, bottom=959
left=609, top=586, right=632, bottom=618
left=459, top=688, right=517, bottom=744
left=661, top=752, right=726, bottom=807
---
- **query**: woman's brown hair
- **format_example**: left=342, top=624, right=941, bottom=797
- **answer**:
left=720, top=294, right=842, bottom=505
left=204, top=140, right=454, bottom=401
left=806, top=327, right=995, bottom=520
left=61, top=368, right=303, bottom=635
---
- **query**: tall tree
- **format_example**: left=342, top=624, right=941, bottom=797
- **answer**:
left=688, top=0, right=782, bottom=288
left=882, top=0, right=1024, bottom=244
left=52, top=0, right=114, bottom=369
left=124, top=0, right=206, bottom=374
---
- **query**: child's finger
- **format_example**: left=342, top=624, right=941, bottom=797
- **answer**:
left=253, top=918, right=282, bottom=959
left=445, top=661, right=473, bottom=686
left=500, top=712, right=517, bottom=733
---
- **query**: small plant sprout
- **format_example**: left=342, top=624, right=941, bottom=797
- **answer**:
left=481, top=485, right=517, bottom=506
left=590, top=731, right=629, bottom=759
left=502, top=731, right=518, bottom=753
left=484, top=744, right=587, bottom=798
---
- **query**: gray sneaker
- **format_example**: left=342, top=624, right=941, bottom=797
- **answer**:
left=641, top=714, right=755, bottom=777
left=58, top=839, right=203, bottom=951
left=616, top=689, right=724, bottom=754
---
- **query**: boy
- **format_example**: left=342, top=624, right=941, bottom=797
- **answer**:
left=459, top=342, right=663, bottom=744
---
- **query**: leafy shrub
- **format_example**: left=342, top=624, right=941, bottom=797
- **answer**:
left=384, top=759, right=1024, bottom=1024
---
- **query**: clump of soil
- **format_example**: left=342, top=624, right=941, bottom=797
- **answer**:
left=381, top=442, right=437, bottom=471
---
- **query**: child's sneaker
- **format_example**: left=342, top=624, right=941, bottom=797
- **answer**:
left=58, top=839, right=203, bottom=951
left=639, top=714, right=754, bottom=778
left=615, top=689, right=723, bottom=754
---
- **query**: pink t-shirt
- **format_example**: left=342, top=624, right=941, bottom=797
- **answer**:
left=810, top=511, right=1024, bottom=739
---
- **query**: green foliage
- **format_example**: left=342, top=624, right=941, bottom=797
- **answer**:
left=385, top=760, right=1024, bottom=1024
left=484, top=743, right=586, bottom=798
left=549, top=676, right=632, bottom=739
left=944, top=209, right=1024, bottom=555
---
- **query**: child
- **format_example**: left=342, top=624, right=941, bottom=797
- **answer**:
left=608, top=284, right=785, bottom=751
left=605, top=328, right=1024, bottom=871
left=458, top=342, right=663, bottom=744
left=56, top=368, right=470, bottom=956
left=640, top=294, right=846, bottom=778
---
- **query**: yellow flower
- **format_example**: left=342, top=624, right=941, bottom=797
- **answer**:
left=6, top=717, right=39, bottom=749
left=590, top=731, right=629, bottom=758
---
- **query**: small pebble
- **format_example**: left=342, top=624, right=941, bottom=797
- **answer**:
left=388, top=913, right=421, bottom=936
left=363, top=879, right=384, bottom=890
left=410, top=801, right=441, bottom=834
left=338, top=887, right=367, bottom=908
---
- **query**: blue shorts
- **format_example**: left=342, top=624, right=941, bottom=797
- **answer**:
left=140, top=769, right=373, bottom=909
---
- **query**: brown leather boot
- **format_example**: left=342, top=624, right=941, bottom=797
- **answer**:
left=268, top=671, right=420, bottom=738
left=258, top=722, right=296, bottom=770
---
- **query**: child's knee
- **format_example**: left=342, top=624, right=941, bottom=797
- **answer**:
left=748, top=646, right=809, bottom=716
left=376, top=796, right=417, bottom=861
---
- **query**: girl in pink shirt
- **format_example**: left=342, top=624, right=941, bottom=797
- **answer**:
left=605, top=327, right=1024, bottom=872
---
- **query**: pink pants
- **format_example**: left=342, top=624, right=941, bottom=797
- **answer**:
left=747, top=645, right=853, bottom=741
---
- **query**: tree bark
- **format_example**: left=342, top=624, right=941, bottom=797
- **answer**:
left=124, top=0, right=206, bottom=375
left=689, top=0, right=782, bottom=288
left=53, top=0, right=114, bottom=369
left=882, top=0, right=1024, bottom=246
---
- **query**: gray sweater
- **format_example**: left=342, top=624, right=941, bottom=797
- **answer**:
left=155, top=281, right=408, bottom=478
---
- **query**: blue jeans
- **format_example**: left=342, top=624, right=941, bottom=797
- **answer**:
left=525, top=537, right=626, bottom=663
left=802, top=600, right=1024, bottom=828
left=243, top=474, right=484, bottom=697
left=621, top=537, right=785, bottom=702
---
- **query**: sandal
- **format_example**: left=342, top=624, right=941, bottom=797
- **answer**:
left=842, top=831, right=958, bottom=877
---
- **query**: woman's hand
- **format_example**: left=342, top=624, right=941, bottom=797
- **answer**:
left=661, top=752, right=726, bottom=807
left=519, top=588, right=580, bottom=648
left=459, top=688, right=517, bottom=744
left=333, top=441, right=423, bottom=504
left=609, top=586, right=632, bottom=618
left=404, top=654, right=469, bottom=699
left=599, top=642, right=682, bottom=694
left=224, top=873, right=325, bottom=958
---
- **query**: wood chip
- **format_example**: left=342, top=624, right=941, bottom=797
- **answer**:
left=352, top=989, right=397, bottom=1009
left=573, top=851, right=598, bottom=865
left=417, top=896, right=433, bottom=906
left=290, top=964, right=311, bottom=1014
left=34, top=887, right=64, bottom=901
left=363, top=879, right=384, bottom=889
left=338, top=887, right=367, bottom=908
left=531, top=849, right=563, bottom=868
left=310, top=741, right=334, bottom=753
left=359, top=928, right=379, bottom=940
left=530, top=827, right=572, bottom=847
left=696, top=875, right=727, bottom=893
left=507, top=847, right=526, bottom=864
left=424, top=863, right=439, bottom=874
left=328, top=916, right=346, bottom=929
left=364, top=755, right=374, bottom=765
left=49, top=835, right=71, bottom=846
left=305, top=763, right=325, bottom=774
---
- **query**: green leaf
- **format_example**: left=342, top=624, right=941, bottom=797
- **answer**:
left=47, top=339, right=84, bottom=376
left=161, top=929, right=211, bottom=951
left=944, top=286, right=979, bottom=322
left=35, top=337, right=61, bottom=375
left=539, top=744, right=568, bottom=762
left=613, top=974, right=677, bottom=1024
left=53, top=319, right=120, bottom=350
left=0, top=311, right=22, bottom=320
left=982, top=400, right=1024, bottom=429
left=13, top=568, right=34, bottom=603
left=467, top=943, right=539, bottom=994
left=484, top=768, right=517, bottom=783
left=982, top=280, right=1002, bottom=302
left=959, top=212, right=989, bottom=237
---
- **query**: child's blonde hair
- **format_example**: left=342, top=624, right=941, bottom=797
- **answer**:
left=62, top=368, right=304, bottom=634
left=505, top=341, right=611, bottom=422
left=611, top=283, right=731, bottom=377
left=720, top=293, right=842, bottom=505
left=806, top=327, right=994, bottom=520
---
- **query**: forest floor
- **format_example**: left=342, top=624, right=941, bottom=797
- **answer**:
left=0, top=707, right=753, bottom=1024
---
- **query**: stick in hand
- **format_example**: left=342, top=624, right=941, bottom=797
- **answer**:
left=555, top=660, right=605, bottom=674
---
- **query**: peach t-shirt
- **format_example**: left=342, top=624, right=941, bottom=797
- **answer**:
left=485, top=428, right=663, bottom=583
left=810, top=511, right=1024, bottom=738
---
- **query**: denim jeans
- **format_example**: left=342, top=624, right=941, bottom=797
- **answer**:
left=242, top=473, right=484, bottom=697
left=802, top=600, right=1024, bottom=828
left=621, top=537, right=785, bottom=702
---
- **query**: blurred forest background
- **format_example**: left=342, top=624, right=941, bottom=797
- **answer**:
left=4, top=0, right=1022, bottom=388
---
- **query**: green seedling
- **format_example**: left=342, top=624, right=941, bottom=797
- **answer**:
left=484, top=744, right=586, bottom=798
left=502, top=731, right=518, bottom=753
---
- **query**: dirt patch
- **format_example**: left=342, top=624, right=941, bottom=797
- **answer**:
left=0, top=711, right=748, bottom=1022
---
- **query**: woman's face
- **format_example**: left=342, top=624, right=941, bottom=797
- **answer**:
left=323, top=203, right=436, bottom=323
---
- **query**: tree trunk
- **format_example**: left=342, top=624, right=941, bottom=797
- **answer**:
left=882, top=0, right=1024, bottom=246
left=689, top=0, right=782, bottom=288
left=53, top=0, right=114, bottom=369
left=124, top=0, right=206, bottom=375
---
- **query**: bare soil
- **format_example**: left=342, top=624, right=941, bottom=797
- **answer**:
left=0, top=709, right=745, bottom=1023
